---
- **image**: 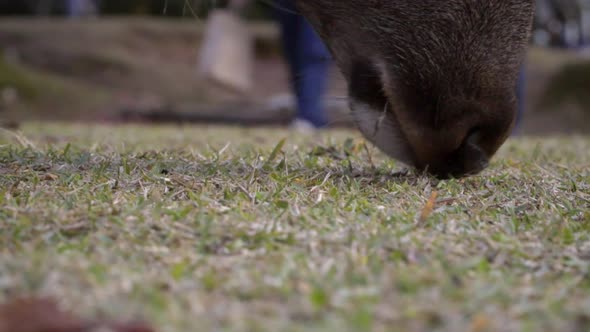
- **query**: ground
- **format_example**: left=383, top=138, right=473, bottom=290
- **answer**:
left=1, top=123, right=589, bottom=331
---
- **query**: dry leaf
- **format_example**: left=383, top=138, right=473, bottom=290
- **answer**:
left=0, top=297, right=156, bottom=332
left=470, top=313, right=491, bottom=332
left=43, top=173, right=59, bottom=181
left=419, top=191, right=439, bottom=223
left=0, top=297, right=91, bottom=332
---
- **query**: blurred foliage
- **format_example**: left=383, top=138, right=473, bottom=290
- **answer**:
left=0, top=55, right=109, bottom=119
left=539, top=60, right=590, bottom=112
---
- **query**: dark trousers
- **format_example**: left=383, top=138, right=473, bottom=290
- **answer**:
left=514, top=67, right=526, bottom=134
left=274, top=0, right=331, bottom=127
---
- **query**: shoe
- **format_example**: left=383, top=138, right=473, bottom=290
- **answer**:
left=289, top=118, right=317, bottom=133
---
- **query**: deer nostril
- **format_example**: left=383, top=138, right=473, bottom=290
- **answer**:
left=427, top=129, right=491, bottom=179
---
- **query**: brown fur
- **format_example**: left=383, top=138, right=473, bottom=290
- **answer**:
left=295, top=0, right=535, bottom=178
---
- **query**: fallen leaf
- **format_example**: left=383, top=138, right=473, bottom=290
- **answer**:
left=470, top=313, right=491, bottom=332
left=43, top=173, right=58, bottom=181
left=60, top=222, right=91, bottom=236
left=419, top=191, right=439, bottom=223
left=0, top=297, right=91, bottom=332
left=0, top=297, right=156, bottom=332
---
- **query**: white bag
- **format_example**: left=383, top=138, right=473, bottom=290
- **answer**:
left=196, top=8, right=254, bottom=94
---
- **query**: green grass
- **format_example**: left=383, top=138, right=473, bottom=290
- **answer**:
left=0, top=57, right=109, bottom=120
left=538, top=60, right=590, bottom=112
left=1, top=123, right=589, bottom=332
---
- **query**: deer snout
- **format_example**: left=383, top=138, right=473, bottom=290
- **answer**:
left=415, top=129, right=491, bottom=178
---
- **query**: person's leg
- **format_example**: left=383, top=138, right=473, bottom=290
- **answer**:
left=513, top=65, right=526, bottom=135
left=66, top=0, right=97, bottom=17
left=273, top=0, right=300, bottom=85
left=66, top=0, right=80, bottom=17
left=292, top=17, right=331, bottom=127
left=274, top=0, right=331, bottom=128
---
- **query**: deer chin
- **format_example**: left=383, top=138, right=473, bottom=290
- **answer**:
left=349, top=99, right=415, bottom=168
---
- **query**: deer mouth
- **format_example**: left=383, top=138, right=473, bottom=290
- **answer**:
left=349, top=99, right=416, bottom=167
left=346, top=59, right=495, bottom=179
left=347, top=60, right=417, bottom=168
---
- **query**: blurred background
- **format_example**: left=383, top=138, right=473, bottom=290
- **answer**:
left=0, top=0, right=589, bottom=135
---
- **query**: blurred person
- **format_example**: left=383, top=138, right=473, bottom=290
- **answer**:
left=556, top=0, right=585, bottom=48
left=65, top=0, right=99, bottom=18
left=533, top=0, right=590, bottom=48
left=514, top=67, right=526, bottom=134
left=273, top=0, right=332, bottom=130
left=578, top=0, right=590, bottom=48
left=552, top=0, right=590, bottom=50
left=516, top=0, right=590, bottom=134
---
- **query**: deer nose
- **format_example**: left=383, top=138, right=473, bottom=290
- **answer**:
left=425, top=129, right=490, bottom=178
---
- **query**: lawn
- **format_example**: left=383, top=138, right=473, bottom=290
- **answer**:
left=0, top=123, right=589, bottom=332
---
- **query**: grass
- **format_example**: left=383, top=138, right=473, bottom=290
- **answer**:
left=538, top=60, right=590, bottom=113
left=0, top=123, right=589, bottom=332
left=0, top=57, right=110, bottom=121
